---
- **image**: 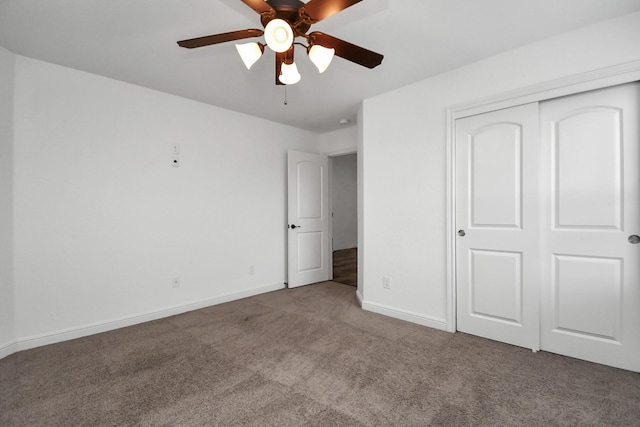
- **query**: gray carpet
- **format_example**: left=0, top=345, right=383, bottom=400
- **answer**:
left=1, top=281, right=639, bottom=426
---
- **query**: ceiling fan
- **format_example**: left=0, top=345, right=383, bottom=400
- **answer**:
left=177, top=0, right=384, bottom=85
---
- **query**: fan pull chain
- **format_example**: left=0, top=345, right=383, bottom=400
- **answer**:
left=284, top=86, right=288, bottom=106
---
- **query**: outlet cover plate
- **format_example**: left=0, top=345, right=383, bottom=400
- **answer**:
left=383, top=276, right=391, bottom=289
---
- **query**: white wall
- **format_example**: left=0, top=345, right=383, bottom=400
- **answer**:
left=0, top=46, right=15, bottom=354
left=331, top=153, right=357, bottom=251
left=12, top=56, right=318, bottom=346
left=318, top=126, right=357, bottom=155
left=360, top=12, right=640, bottom=329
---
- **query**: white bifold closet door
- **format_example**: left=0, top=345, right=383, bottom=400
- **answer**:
left=456, top=83, right=640, bottom=372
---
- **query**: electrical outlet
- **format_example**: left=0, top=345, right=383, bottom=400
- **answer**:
left=383, top=276, right=391, bottom=289
left=172, top=143, right=180, bottom=155
left=172, top=277, right=181, bottom=288
left=249, top=265, right=256, bottom=275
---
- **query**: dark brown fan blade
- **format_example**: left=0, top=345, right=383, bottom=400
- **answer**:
left=309, top=32, right=383, bottom=69
left=241, top=0, right=274, bottom=15
left=177, top=29, right=264, bottom=49
left=300, top=0, right=362, bottom=23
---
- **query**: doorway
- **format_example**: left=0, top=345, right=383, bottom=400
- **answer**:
left=330, top=153, right=358, bottom=287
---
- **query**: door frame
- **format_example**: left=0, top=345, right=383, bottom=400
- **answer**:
left=287, top=147, right=358, bottom=288
left=446, top=59, right=640, bottom=333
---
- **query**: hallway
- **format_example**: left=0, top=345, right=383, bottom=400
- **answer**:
left=332, top=248, right=357, bottom=287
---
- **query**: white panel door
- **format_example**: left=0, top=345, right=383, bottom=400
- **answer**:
left=287, top=150, right=330, bottom=288
left=456, top=103, right=540, bottom=350
left=539, top=83, right=640, bottom=372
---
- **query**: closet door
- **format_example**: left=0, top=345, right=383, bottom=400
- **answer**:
left=539, top=83, right=640, bottom=372
left=455, top=103, right=540, bottom=350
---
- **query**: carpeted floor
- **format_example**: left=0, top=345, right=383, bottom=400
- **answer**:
left=1, top=281, right=639, bottom=426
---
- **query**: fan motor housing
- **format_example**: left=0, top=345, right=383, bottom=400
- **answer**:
left=262, top=0, right=310, bottom=34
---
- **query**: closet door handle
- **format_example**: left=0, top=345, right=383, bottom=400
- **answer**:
left=629, top=235, right=640, bottom=244
left=458, top=230, right=466, bottom=237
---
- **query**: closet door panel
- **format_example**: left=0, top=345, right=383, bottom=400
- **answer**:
left=456, top=103, right=540, bottom=350
left=540, top=83, right=640, bottom=372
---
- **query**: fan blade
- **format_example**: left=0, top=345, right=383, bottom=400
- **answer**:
left=177, top=29, right=264, bottom=49
left=309, top=32, right=383, bottom=69
left=300, top=0, right=362, bottom=23
left=240, top=0, right=274, bottom=15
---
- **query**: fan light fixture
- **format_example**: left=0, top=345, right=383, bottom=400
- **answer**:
left=237, top=42, right=333, bottom=84
left=264, top=19, right=294, bottom=53
left=279, top=62, right=301, bottom=85
left=235, top=42, right=264, bottom=69
left=308, top=45, right=335, bottom=73
left=177, top=0, right=384, bottom=88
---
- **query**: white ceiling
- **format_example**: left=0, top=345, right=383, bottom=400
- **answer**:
left=1, top=0, right=640, bottom=133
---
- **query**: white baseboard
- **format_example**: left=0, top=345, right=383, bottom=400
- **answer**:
left=0, top=340, right=18, bottom=360
left=361, top=299, right=448, bottom=331
left=7, top=282, right=285, bottom=358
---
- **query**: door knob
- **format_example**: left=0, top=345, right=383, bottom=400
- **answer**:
left=629, top=235, right=640, bottom=244
left=290, top=224, right=301, bottom=229
left=458, top=230, right=466, bottom=237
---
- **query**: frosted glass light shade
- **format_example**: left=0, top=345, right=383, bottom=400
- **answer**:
left=308, top=45, right=335, bottom=73
left=235, top=42, right=264, bottom=70
left=279, top=62, right=301, bottom=85
left=264, top=19, right=294, bottom=53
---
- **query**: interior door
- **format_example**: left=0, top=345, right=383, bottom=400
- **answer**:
left=455, top=103, right=540, bottom=350
left=287, top=150, right=330, bottom=288
left=539, top=83, right=640, bottom=372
